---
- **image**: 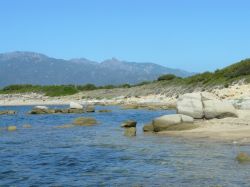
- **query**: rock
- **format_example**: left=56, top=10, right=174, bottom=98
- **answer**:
left=236, top=152, right=250, bottom=163
left=203, top=100, right=238, bottom=119
left=29, top=108, right=55, bottom=114
left=152, top=114, right=196, bottom=132
left=7, top=126, right=17, bottom=131
left=0, top=110, right=17, bottom=115
left=121, top=120, right=137, bottom=128
left=85, top=105, right=95, bottom=112
left=34, top=105, right=48, bottom=110
left=98, top=109, right=112, bottom=113
left=72, top=117, right=97, bottom=126
left=67, top=108, right=85, bottom=113
left=124, top=127, right=136, bottom=137
left=69, top=102, right=83, bottom=109
left=56, top=124, right=75, bottom=128
left=22, top=124, right=32, bottom=128
left=121, top=104, right=139, bottom=110
left=177, top=93, right=204, bottom=119
left=233, top=99, right=250, bottom=110
left=143, top=123, right=154, bottom=132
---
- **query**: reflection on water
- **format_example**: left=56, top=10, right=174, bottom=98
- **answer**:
left=0, top=105, right=250, bottom=186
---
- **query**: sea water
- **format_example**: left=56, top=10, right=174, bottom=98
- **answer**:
left=0, top=105, right=250, bottom=186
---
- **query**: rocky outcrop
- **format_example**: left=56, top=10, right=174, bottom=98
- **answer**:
left=0, top=110, right=17, bottom=115
left=72, top=117, right=97, bottom=126
left=152, top=114, right=195, bottom=132
left=177, top=92, right=238, bottom=119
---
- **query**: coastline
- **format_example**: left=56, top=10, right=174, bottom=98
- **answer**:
left=2, top=83, right=250, bottom=144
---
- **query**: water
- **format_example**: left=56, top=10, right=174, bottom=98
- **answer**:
left=0, top=105, right=250, bottom=187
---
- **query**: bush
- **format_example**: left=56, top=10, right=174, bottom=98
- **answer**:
left=157, top=74, right=177, bottom=81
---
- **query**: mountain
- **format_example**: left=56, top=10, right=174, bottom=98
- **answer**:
left=0, top=51, right=193, bottom=87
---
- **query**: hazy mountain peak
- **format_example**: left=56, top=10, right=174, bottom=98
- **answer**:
left=0, top=51, right=193, bottom=87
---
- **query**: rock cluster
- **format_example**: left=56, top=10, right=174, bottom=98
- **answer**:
left=29, top=102, right=95, bottom=115
left=121, top=120, right=136, bottom=136
left=143, top=92, right=239, bottom=133
left=177, top=92, right=238, bottom=119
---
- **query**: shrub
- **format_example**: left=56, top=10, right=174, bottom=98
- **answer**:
left=157, top=74, right=177, bottom=81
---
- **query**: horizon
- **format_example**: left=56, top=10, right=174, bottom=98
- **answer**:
left=1, top=0, right=250, bottom=72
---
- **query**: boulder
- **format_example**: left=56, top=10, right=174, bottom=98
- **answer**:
left=236, top=152, right=250, bottom=163
left=203, top=100, right=238, bottom=119
left=34, top=105, right=48, bottom=110
left=121, top=120, right=137, bottom=128
left=177, top=93, right=204, bottom=119
left=143, top=123, right=154, bottom=132
left=29, top=108, right=55, bottom=114
left=152, top=114, right=195, bottom=132
left=85, top=105, right=95, bottom=112
left=69, top=102, right=83, bottom=109
left=72, top=117, right=97, bottom=126
left=7, top=126, right=17, bottom=131
left=0, top=110, right=17, bottom=115
left=124, top=127, right=136, bottom=137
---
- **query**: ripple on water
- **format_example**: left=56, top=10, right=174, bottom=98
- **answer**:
left=1, top=105, right=250, bottom=186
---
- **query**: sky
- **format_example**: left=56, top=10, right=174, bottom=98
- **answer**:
left=0, top=0, right=249, bottom=72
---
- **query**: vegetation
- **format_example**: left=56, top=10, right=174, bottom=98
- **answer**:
left=1, top=58, right=250, bottom=96
left=157, top=74, right=179, bottom=81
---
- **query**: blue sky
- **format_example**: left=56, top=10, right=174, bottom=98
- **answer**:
left=0, top=0, right=249, bottom=72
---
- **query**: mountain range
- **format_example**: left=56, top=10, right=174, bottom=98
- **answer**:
left=0, top=51, right=193, bottom=87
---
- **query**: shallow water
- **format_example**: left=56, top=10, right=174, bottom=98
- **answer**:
left=0, top=105, right=250, bottom=187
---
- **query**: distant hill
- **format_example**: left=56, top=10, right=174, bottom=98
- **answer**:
left=0, top=51, right=193, bottom=87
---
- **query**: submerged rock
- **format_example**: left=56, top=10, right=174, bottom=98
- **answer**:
left=124, top=127, right=136, bottom=137
left=236, top=152, right=250, bottom=163
left=152, top=114, right=196, bottom=132
left=72, top=117, right=97, bottom=126
left=7, top=126, right=17, bottom=131
left=0, top=110, right=17, bottom=115
left=22, top=124, right=32, bottom=128
left=56, top=124, right=75, bottom=128
left=121, top=120, right=137, bottom=128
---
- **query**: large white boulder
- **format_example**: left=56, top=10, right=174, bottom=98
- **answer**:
left=203, top=100, right=238, bottom=119
left=177, top=93, right=204, bottom=119
left=152, top=114, right=194, bottom=132
left=69, top=102, right=83, bottom=109
left=34, top=105, right=48, bottom=110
